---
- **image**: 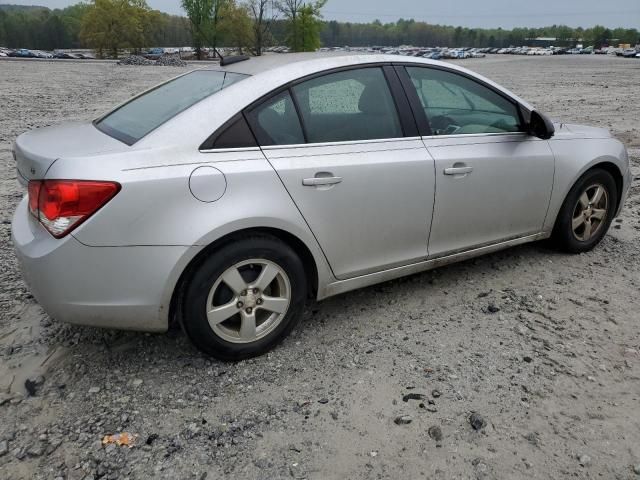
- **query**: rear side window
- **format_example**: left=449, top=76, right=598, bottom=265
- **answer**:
left=246, top=90, right=305, bottom=146
left=405, top=67, right=521, bottom=135
left=291, top=67, right=403, bottom=143
left=96, top=70, right=248, bottom=145
left=201, top=114, right=257, bottom=150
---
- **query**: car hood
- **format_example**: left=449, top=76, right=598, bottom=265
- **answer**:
left=14, top=122, right=128, bottom=185
left=553, top=123, right=612, bottom=139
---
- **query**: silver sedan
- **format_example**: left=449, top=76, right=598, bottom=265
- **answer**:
left=11, top=53, right=631, bottom=360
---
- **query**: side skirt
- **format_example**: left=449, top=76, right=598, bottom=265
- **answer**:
left=318, top=232, right=550, bottom=300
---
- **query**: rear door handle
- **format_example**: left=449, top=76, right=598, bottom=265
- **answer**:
left=302, top=176, right=343, bottom=186
left=443, top=166, right=473, bottom=175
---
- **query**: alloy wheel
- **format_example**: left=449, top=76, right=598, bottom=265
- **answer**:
left=571, top=183, right=608, bottom=242
left=206, top=259, right=291, bottom=343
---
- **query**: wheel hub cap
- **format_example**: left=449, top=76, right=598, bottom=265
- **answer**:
left=572, top=183, right=608, bottom=242
left=241, top=290, right=259, bottom=309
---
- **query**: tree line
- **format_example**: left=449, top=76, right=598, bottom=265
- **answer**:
left=319, top=20, right=640, bottom=49
left=0, top=3, right=191, bottom=51
left=1, top=2, right=638, bottom=56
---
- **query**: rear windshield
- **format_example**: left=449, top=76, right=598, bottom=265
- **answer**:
left=96, top=70, right=248, bottom=145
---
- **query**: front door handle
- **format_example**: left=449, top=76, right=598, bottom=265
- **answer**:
left=443, top=166, right=473, bottom=175
left=302, top=176, right=343, bottom=186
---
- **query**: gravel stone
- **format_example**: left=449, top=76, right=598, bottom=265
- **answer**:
left=578, top=454, right=592, bottom=467
left=394, top=415, right=413, bottom=425
left=469, top=412, right=487, bottom=431
left=428, top=425, right=443, bottom=442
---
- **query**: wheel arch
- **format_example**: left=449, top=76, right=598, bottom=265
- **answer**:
left=168, top=227, right=321, bottom=329
left=591, top=161, right=624, bottom=213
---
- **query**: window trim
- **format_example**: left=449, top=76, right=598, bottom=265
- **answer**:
left=394, top=64, right=528, bottom=138
left=288, top=86, right=310, bottom=143
left=260, top=136, right=425, bottom=151
left=244, top=62, right=415, bottom=147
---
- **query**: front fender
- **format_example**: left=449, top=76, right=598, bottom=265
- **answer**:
left=544, top=138, right=630, bottom=232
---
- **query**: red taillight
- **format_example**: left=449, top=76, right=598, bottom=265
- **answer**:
left=27, top=180, right=120, bottom=238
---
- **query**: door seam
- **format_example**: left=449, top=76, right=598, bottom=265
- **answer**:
left=258, top=148, right=340, bottom=281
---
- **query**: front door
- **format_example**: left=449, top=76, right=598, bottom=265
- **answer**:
left=401, top=65, right=555, bottom=257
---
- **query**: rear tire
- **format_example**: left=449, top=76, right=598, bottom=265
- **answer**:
left=552, top=168, right=617, bottom=253
left=182, top=235, right=307, bottom=360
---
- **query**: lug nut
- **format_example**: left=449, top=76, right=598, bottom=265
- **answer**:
left=245, top=307, right=253, bottom=314
left=241, top=290, right=247, bottom=296
left=253, top=288, right=259, bottom=294
left=236, top=301, right=244, bottom=308
left=257, top=298, right=263, bottom=305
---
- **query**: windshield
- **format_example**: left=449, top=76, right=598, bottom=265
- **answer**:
left=96, top=70, right=248, bottom=145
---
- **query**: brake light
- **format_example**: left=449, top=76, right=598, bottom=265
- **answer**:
left=27, top=180, right=121, bottom=238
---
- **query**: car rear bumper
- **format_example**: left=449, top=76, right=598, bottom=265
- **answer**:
left=11, top=197, right=192, bottom=332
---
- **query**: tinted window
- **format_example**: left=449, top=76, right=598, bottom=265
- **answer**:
left=97, top=70, right=248, bottom=145
left=406, top=67, right=522, bottom=135
left=246, top=90, right=305, bottom=146
left=203, top=114, right=257, bottom=150
left=292, top=68, right=403, bottom=143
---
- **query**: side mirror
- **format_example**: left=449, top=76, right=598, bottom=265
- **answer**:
left=528, top=110, right=555, bottom=140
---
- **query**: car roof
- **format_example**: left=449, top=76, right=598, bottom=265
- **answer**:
left=205, top=53, right=531, bottom=110
left=136, top=53, right=534, bottom=149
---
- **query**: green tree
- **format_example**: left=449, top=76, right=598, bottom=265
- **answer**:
left=181, top=0, right=212, bottom=58
left=278, top=0, right=324, bottom=51
left=220, top=1, right=253, bottom=54
left=181, top=0, right=230, bottom=59
left=80, top=0, right=157, bottom=58
left=246, top=0, right=276, bottom=55
left=295, top=3, right=322, bottom=50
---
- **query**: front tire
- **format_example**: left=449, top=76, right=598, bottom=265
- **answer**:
left=182, top=235, right=307, bottom=360
left=552, top=168, right=617, bottom=253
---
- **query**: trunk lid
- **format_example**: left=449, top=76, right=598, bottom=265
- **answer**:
left=14, top=122, right=128, bottom=186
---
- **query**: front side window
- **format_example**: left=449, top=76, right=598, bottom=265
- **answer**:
left=96, top=70, right=248, bottom=145
left=405, top=67, right=522, bottom=136
left=291, top=67, right=403, bottom=143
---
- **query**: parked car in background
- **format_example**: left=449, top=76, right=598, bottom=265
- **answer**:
left=31, top=50, right=53, bottom=59
left=145, top=47, right=165, bottom=60
left=11, top=53, right=631, bottom=360
left=622, top=48, right=638, bottom=58
left=9, top=49, right=35, bottom=58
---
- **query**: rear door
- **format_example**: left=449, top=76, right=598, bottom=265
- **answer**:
left=247, top=66, right=436, bottom=280
left=398, top=65, right=555, bottom=258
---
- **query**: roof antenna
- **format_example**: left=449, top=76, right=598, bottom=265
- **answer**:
left=214, top=47, right=250, bottom=67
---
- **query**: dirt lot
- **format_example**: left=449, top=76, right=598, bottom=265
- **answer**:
left=0, top=55, right=639, bottom=480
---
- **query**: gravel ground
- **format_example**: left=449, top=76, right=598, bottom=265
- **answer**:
left=1, top=55, right=639, bottom=480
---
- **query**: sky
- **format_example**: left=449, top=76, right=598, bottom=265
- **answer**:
left=3, top=0, right=640, bottom=29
